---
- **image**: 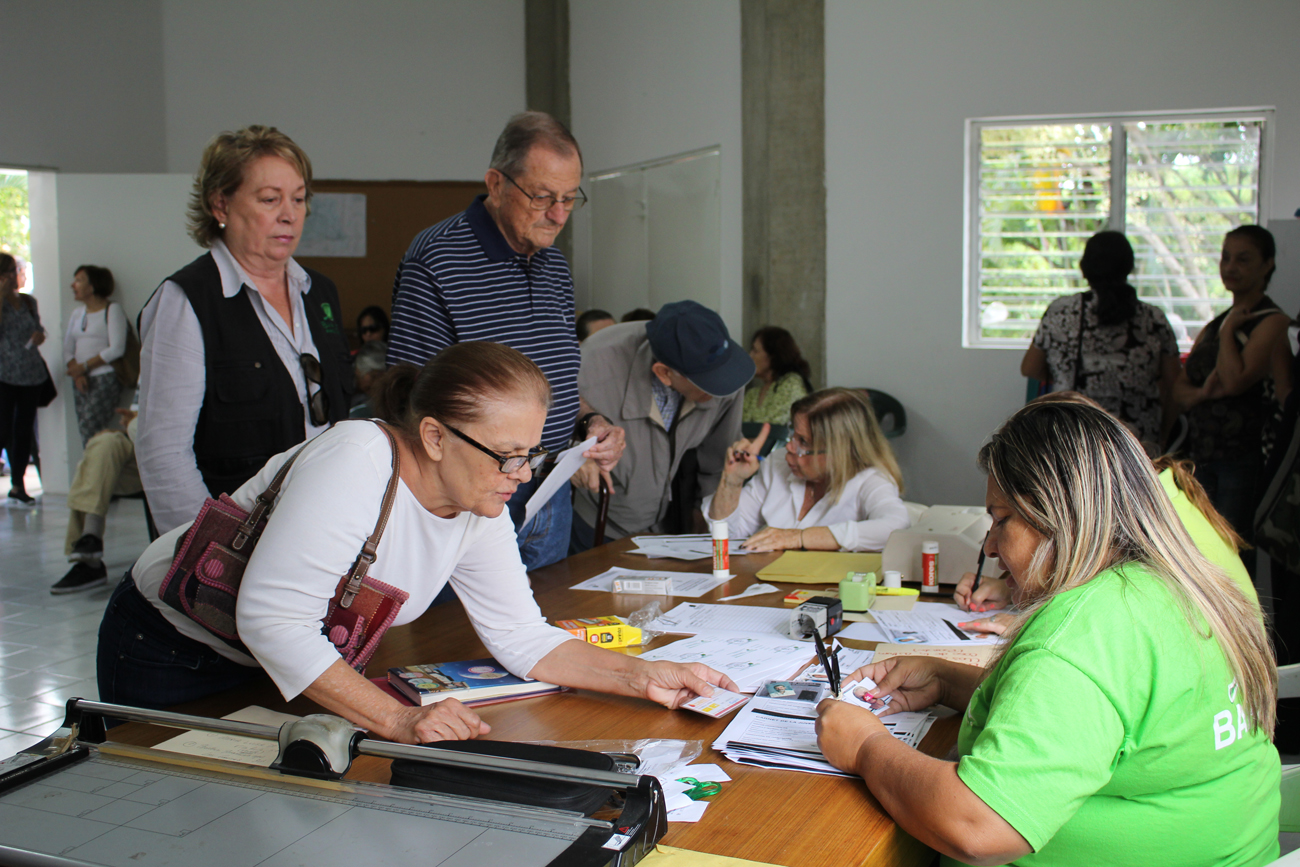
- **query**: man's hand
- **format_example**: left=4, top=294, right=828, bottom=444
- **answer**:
left=722, top=424, right=768, bottom=486
left=571, top=458, right=601, bottom=493
left=583, top=416, right=625, bottom=472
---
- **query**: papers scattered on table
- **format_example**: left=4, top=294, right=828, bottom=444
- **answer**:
left=648, top=602, right=792, bottom=637
left=713, top=695, right=935, bottom=776
left=800, top=645, right=875, bottom=686
left=717, top=583, right=780, bottom=601
left=637, top=633, right=815, bottom=693
left=524, top=436, right=596, bottom=526
left=659, top=763, right=732, bottom=823
left=870, top=601, right=1008, bottom=645
left=629, top=534, right=745, bottom=560
left=153, top=706, right=300, bottom=766
left=870, top=642, right=997, bottom=668
left=571, top=567, right=730, bottom=598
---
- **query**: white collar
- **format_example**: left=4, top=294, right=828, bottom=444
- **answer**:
left=211, top=238, right=311, bottom=300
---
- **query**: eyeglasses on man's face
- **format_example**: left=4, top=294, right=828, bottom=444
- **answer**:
left=443, top=422, right=549, bottom=474
left=499, top=171, right=588, bottom=212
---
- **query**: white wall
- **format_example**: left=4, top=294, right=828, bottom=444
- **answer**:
left=160, top=0, right=526, bottom=180
left=825, top=0, right=1300, bottom=507
left=40, top=174, right=199, bottom=492
left=568, top=0, right=743, bottom=334
left=1, top=0, right=167, bottom=172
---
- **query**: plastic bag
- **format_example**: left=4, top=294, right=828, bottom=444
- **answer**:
left=626, top=601, right=665, bottom=644
left=522, top=738, right=702, bottom=779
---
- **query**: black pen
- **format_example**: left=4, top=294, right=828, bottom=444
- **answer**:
left=806, top=618, right=839, bottom=697
left=971, top=529, right=990, bottom=595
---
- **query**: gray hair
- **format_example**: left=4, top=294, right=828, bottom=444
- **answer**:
left=354, top=340, right=388, bottom=376
left=489, top=111, right=582, bottom=178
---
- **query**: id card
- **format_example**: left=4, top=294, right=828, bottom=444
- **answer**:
left=681, top=687, right=749, bottom=718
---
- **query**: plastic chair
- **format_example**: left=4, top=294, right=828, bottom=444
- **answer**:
left=862, top=389, right=907, bottom=439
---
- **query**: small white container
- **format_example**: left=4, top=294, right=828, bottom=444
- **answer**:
left=882, top=570, right=903, bottom=589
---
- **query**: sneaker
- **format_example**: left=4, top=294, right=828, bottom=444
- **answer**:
left=69, top=534, right=104, bottom=563
left=52, top=562, right=108, bottom=595
left=7, top=489, right=35, bottom=507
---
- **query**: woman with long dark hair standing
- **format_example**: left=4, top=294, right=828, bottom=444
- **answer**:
left=1022, top=230, right=1180, bottom=455
left=0, top=253, right=50, bottom=505
left=743, top=326, right=812, bottom=426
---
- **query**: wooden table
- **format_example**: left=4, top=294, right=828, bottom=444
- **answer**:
left=108, top=540, right=957, bottom=867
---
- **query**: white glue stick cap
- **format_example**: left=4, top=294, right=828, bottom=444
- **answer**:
left=712, top=521, right=728, bottom=539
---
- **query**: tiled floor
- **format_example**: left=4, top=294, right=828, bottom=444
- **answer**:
left=0, top=467, right=153, bottom=756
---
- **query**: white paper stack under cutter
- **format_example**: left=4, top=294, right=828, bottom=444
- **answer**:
left=0, top=698, right=666, bottom=867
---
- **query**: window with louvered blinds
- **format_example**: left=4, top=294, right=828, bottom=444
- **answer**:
left=965, top=111, right=1269, bottom=349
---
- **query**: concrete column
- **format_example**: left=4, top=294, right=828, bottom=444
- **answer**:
left=525, top=0, right=575, bottom=266
left=742, top=0, right=826, bottom=386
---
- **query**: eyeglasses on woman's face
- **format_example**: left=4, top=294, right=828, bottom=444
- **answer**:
left=443, top=422, right=549, bottom=474
left=786, top=433, right=825, bottom=459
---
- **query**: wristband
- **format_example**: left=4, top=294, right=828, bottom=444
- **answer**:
left=575, top=412, right=604, bottom=440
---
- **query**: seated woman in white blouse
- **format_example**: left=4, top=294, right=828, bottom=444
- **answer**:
left=98, top=341, right=736, bottom=745
left=705, top=388, right=910, bottom=552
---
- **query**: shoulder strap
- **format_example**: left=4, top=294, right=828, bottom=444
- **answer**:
left=338, top=421, right=402, bottom=609
left=232, top=442, right=310, bottom=550
left=1071, top=294, right=1087, bottom=391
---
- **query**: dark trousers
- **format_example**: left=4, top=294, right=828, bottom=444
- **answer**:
left=1195, top=454, right=1260, bottom=576
left=97, top=571, right=263, bottom=719
left=0, top=381, right=40, bottom=491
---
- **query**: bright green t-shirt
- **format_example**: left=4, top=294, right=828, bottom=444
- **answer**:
left=1160, top=467, right=1257, bottom=605
left=948, top=566, right=1279, bottom=867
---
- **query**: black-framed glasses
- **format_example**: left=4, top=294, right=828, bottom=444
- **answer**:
left=499, top=171, right=587, bottom=212
left=444, top=422, right=549, bottom=474
left=299, top=353, right=330, bottom=427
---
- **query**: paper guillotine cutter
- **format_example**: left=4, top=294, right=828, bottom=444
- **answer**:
left=0, top=699, right=666, bottom=867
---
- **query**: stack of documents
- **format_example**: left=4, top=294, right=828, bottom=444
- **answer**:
left=628, top=534, right=744, bottom=560
left=637, top=633, right=817, bottom=693
left=713, top=695, right=936, bottom=775
left=866, top=601, right=1007, bottom=646
left=648, top=602, right=792, bottom=637
left=570, top=568, right=730, bottom=599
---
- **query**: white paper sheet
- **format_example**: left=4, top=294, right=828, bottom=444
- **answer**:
left=717, top=583, right=780, bottom=601
left=637, top=633, right=816, bottom=693
left=570, top=567, right=730, bottom=598
left=870, top=601, right=1008, bottom=645
left=524, top=436, right=597, bottom=526
left=648, top=602, right=793, bottom=637
left=667, top=801, right=710, bottom=822
left=153, top=706, right=301, bottom=766
left=628, top=535, right=745, bottom=560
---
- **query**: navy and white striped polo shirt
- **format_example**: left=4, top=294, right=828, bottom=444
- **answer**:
left=387, top=195, right=580, bottom=452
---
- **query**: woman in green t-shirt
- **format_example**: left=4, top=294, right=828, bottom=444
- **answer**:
left=816, top=400, right=1279, bottom=867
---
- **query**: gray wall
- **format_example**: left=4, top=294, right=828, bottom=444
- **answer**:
left=1, top=0, right=167, bottom=172
left=825, top=0, right=1300, bottom=506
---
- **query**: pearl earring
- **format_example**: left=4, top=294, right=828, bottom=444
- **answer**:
left=219, top=222, right=226, bottom=229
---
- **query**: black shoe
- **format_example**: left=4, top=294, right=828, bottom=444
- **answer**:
left=51, top=562, right=108, bottom=595
left=7, top=489, right=35, bottom=507
left=69, top=534, right=104, bottom=562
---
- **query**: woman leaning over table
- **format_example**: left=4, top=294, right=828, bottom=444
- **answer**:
left=135, top=125, right=352, bottom=536
left=98, top=342, right=736, bottom=744
left=815, top=400, right=1279, bottom=867
left=63, top=265, right=126, bottom=446
left=705, top=387, right=909, bottom=552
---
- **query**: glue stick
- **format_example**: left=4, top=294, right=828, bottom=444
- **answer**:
left=921, top=541, right=939, bottom=594
left=712, top=521, right=729, bottom=578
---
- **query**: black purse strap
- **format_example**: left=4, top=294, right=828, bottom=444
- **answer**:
left=1071, top=294, right=1088, bottom=392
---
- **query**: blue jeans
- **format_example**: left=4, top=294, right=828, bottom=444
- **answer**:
left=97, top=571, right=264, bottom=717
left=507, top=475, right=571, bottom=571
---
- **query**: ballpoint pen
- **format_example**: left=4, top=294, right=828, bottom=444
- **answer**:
left=805, top=616, right=840, bottom=698
left=971, top=529, right=990, bottom=594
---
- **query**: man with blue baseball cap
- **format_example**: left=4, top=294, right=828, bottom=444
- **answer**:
left=572, top=300, right=754, bottom=549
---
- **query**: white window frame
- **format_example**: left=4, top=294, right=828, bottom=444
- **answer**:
left=962, top=106, right=1275, bottom=349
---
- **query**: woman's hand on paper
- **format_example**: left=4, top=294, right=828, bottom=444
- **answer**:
left=642, top=660, right=739, bottom=710
left=389, top=698, right=491, bottom=744
left=814, top=698, right=888, bottom=774
left=955, top=613, right=1014, bottom=636
left=953, top=572, right=1010, bottom=613
left=740, top=526, right=801, bottom=553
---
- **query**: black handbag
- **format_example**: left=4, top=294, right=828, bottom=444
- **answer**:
left=34, top=364, right=56, bottom=408
left=388, top=740, right=618, bottom=815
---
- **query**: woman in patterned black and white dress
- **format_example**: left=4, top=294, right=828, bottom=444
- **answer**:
left=0, top=253, right=50, bottom=505
left=1021, top=230, right=1180, bottom=456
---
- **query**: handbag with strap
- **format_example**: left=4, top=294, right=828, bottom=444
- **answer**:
left=106, top=303, right=142, bottom=388
left=157, top=421, right=408, bottom=671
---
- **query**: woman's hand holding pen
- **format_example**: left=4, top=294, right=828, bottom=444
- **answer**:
left=954, top=572, right=1010, bottom=613
left=722, top=424, right=769, bottom=486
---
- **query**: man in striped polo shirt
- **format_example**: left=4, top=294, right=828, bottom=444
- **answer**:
left=387, top=112, right=624, bottom=570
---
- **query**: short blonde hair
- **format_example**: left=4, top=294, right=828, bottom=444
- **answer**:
left=186, top=125, right=313, bottom=247
left=792, top=388, right=903, bottom=503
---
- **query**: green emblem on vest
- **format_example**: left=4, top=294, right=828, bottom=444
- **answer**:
left=319, top=302, right=341, bottom=334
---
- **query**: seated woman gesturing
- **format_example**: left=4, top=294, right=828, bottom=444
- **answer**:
left=815, top=399, right=1278, bottom=867
left=704, top=388, right=910, bottom=552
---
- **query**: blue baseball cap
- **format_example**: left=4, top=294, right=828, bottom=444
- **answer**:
left=645, top=301, right=755, bottom=397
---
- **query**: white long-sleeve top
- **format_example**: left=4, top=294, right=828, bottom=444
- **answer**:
left=136, top=240, right=328, bottom=534
left=63, top=302, right=127, bottom=377
left=703, top=457, right=911, bottom=551
left=132, top=421, right=578, bottom=700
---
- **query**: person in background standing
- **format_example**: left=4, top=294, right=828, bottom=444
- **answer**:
left=135, top=125, right=352, bottom=535
left=743, top=326, right=812, bottom=426
left=0, top=252, right=49, bottom=505
left=386, top=111, right=624, bottom=570
left=63, top=265, right=127, bottom=446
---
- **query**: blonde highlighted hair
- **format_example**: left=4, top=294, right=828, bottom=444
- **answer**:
left=979, top=400, right=1275, bottom=734
left=791, top=388, right=903, bottom=504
